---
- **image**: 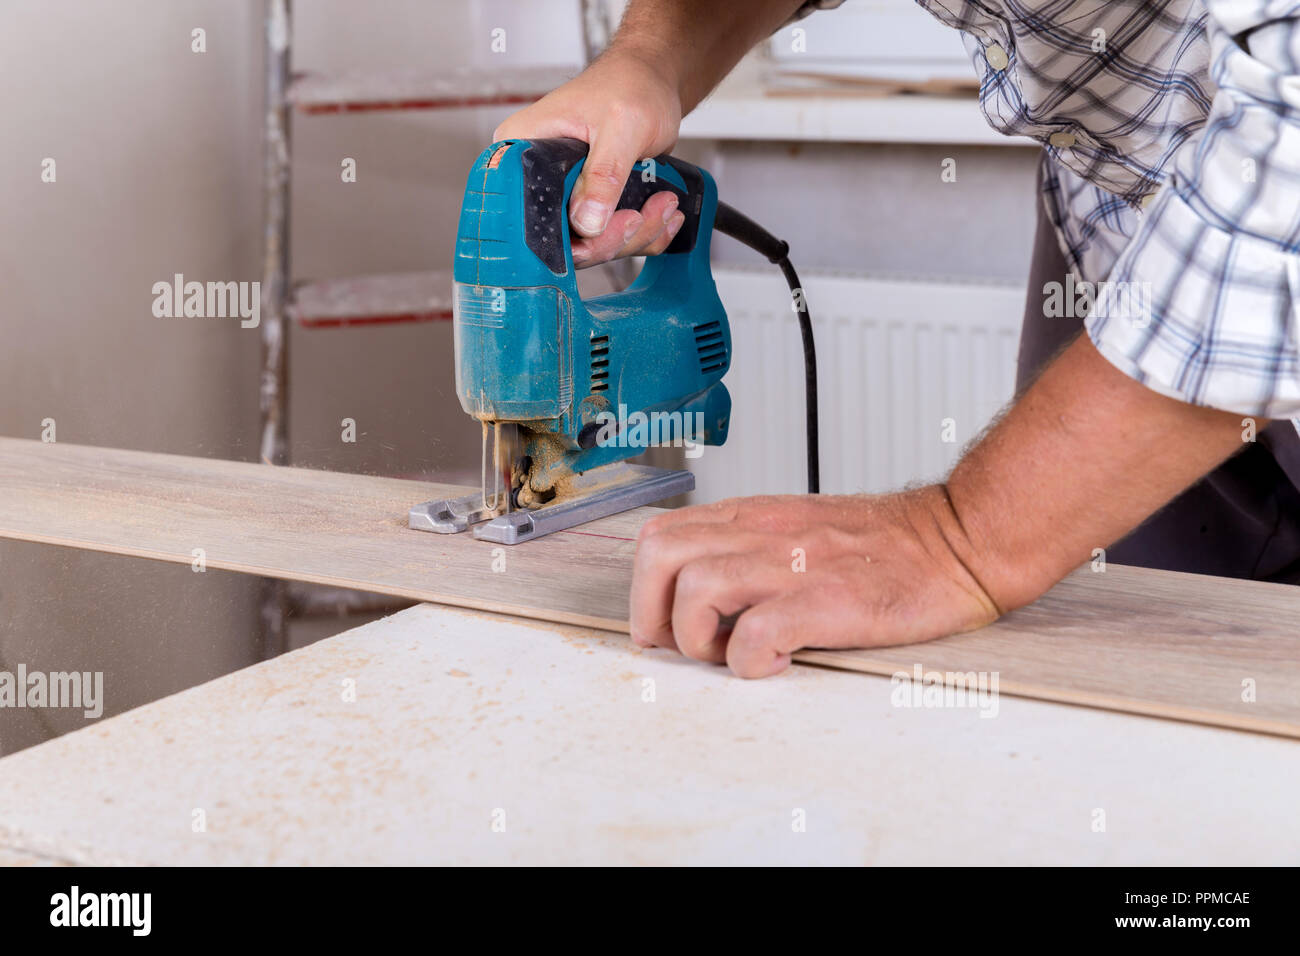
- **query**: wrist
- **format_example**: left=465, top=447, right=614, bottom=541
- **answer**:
left=937, top=471, right=1065, bottom=613
left=604, top=34, right=688, bottom=108
left=906, top=485, right=1006, bottom=618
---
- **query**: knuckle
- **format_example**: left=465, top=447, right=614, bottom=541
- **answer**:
left=825, top=567, right=866, bottom=597
left=582, top=159, right=627, bottom=190
left=708, top=497, right=745, bottom=522
left=643, top=232, right=673, bottom=256
left=634, top=535, right=664, bottom=571
left=639, top=513, right=671, bottom=540
left=606, top=99, right=653, bottom=131
left=585, top=233, right=621, bottom=257
left=809, top=526, right=850, bottom=554
left=673, top=560, right=709, bottom=601
left=737, top=609, right=776, bottom=647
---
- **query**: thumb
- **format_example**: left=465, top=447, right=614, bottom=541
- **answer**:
left=569, top=119, right=646, bottom=239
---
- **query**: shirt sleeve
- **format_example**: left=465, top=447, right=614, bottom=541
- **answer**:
left=788, top=0, right=847, bottom=24
left=1085, top=1, right=1300, bottom=419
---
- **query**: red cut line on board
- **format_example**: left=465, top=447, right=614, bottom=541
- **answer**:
left=562, top=530, right=637, bottom=542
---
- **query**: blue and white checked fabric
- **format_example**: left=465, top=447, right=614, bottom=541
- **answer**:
left=795, top=0, right=1300, bottom=418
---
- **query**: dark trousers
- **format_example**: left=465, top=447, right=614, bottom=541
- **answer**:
left=1017, top=177, right=1300, bottom=584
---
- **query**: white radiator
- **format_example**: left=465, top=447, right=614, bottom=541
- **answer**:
left=690, top=267, right=1025, bottom=502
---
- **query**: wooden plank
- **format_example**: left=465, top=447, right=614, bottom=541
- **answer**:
left=0, top=438, right=642, bottom=634
left=799, top=566, right=1300, bottom=738
left=3, top=603, right=1298, bottom=865
left=1, top=438, right=1298, bottom=737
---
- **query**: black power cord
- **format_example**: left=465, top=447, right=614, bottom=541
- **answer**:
left=713, top=201, right=820, bottom=494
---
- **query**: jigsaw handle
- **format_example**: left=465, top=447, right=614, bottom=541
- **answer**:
left=608, top=153, right=706, bottom=249
left=514, top=138, right=711, bottom=276
left=455, top=138, right=717, bottom=289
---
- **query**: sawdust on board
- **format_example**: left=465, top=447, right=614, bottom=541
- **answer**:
left=549, top=463, right=649, bottom=504
left=512, top=427, right=652, bottom=510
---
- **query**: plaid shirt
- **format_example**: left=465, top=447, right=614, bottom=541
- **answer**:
left=796, top=1, right=1300, bottom=419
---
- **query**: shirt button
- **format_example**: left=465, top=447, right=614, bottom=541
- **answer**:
left=1048, top=131, right=1076, bottom=148
left=1141, top=193, right=1157, bottom=209
left=985, top=44, right=1009, bottom=71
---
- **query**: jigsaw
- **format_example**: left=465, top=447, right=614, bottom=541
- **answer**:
left=410, top=137, right=817, bottom=544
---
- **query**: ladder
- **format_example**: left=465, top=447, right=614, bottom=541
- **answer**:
left=256, top=0, right=613, bottom=656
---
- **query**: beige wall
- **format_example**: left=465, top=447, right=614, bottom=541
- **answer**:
left=0, top=0, right=586, bottom=754
left=1, top=0, right=265, bottom=754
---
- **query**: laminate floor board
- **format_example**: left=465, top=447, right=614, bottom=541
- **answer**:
left=2, top=438, right=1297, bottom=737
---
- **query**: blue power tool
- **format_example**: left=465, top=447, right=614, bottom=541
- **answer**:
left=410, top=138, right=818, bottom=544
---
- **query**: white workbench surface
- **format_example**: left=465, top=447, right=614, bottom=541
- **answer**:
left=0, top=603, right=1295, bottom=865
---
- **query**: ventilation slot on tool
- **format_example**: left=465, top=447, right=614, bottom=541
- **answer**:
left=693, top=321, right=728, bottom=373
left=590, top=334, right=610, bottom=392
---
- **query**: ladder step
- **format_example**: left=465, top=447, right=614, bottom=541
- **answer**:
left=288, top=64, right=577, bottom=114
left=290, top=271, right=454, bottom=328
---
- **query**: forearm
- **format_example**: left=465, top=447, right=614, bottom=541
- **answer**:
left=609, top=0, right=806, bottom=112
left=942, top=334, right=1253, bottom=610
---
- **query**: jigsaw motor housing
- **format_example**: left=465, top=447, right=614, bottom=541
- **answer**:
left=452, top=138, right=732, bottom=486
